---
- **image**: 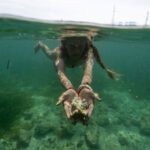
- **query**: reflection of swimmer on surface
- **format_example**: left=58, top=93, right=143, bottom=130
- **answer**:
left=34, top=30, right=120, bottom=125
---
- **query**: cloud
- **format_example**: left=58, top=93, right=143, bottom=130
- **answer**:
left=0, top=0, right=149, bottom=25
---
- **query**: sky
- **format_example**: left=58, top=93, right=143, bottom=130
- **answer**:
left=0, top=0, right=150, bottom=25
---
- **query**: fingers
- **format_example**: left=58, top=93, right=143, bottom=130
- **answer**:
left=56, top=89, right=77, bottom=105
left=56, top=90, right=74, bottom=119
left=78, top=87, right=101, bottom=119
left=92, top=92, right=101, bottom=101
left=56, top=91, right=68, bottom=105
left=64, top=101, right=72, bottom=119
left=87, top=103, right=94, bottom=117
left=56, top=98, right=63, bottom=105
left=79, top=88, right=101, bottom=101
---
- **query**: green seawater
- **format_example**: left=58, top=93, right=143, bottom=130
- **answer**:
left=0, top=17, right=150, bottom=150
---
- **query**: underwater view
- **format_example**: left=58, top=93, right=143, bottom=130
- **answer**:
left=0, top=17, right=150, bottom=150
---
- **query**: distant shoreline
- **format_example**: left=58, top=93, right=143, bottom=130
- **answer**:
left=0, top=13, right=150, bottom=29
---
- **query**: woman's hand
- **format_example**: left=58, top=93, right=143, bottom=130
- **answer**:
left=78, top=84, right=101, bottom=117
left=56, top=89, right=78, bottom=119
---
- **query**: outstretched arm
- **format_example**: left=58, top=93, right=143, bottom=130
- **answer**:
left=55, top=49, right=73, bottom=90
left=92, top=44, right=120, bottom=80
left=34, top=41, right=56, bottom=60
left=81, top=47, right=94, bottom=85
left=77, top=48, right=100, bottom=120
left=55, top=49, right=77, bottom=119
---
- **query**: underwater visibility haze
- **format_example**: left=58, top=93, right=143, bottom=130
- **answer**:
left=0, top=16, right=150, bottom=150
